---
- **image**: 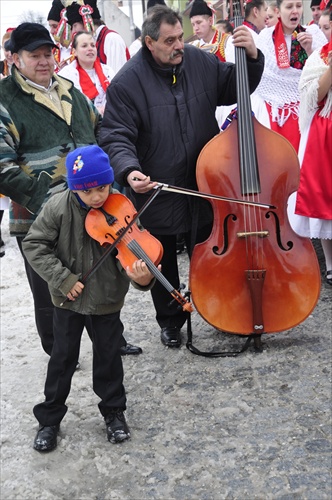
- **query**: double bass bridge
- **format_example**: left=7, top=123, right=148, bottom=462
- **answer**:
left=237, top=230, right=269, bottom=238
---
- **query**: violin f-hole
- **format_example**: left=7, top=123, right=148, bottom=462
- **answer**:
left=124, top=214, right=134, bottom=233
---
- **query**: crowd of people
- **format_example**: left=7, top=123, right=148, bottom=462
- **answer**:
left=0, top=0, right=331, bottom=453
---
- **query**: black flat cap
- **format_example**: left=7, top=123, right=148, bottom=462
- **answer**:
left=9, top=23, right=56, bottom=53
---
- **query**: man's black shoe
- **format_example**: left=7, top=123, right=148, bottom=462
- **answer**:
left=120, top=344, right=142, bottom=355
left=105, top=411, right=130, bottom=443
left=160, top=327, right=181, bottom=347
left=176, top=234, right=186, bottom=254
left=33, top=424, right=59, bottom=452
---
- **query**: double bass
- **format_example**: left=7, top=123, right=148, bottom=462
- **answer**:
left=189, top=1, right=321, bottom=339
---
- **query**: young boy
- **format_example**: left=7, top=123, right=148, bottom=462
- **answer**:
left=22, top=145, right=155, bottom=452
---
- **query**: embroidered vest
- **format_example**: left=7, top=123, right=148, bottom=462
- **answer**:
left=96, top=26, right=130, bottom=65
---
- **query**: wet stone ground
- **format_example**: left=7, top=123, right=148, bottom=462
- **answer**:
left=1, top=218, right=331, bottom=500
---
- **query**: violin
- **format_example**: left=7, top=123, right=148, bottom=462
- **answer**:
left=188, top=1, right=321, bottom=336
left=85, top=192, right=193, bottom=313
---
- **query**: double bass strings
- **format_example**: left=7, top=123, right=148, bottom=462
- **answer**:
left=234, top=9, right=265, bottom=275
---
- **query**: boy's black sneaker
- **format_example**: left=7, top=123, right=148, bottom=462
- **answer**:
left=105, top=411, right=130, bottom=444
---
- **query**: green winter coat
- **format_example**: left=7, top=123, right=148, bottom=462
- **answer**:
left=0, top=67, right=101, bottom=236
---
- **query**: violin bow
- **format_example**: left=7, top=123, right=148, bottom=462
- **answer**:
left=132, top=178, right=276, bottom=209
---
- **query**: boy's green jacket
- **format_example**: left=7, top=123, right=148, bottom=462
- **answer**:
left=22, top=189, right=154, bottom=315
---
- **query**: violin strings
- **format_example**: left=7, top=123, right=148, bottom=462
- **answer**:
left=127, top=241, right=188, bottom=307
left=127, top=239, right=174, bottom=293
left=102, top=216, right=179, bottom=297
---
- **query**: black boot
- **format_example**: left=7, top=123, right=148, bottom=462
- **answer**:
left=176, top=234, right=186, bottom=254
left=105, top=411, right=130, bottom=443
left=33, top=425, right=59, bottom=452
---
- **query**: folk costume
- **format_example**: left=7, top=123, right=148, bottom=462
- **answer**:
left=189, top=0, right=230, bottom=62
left=225, top=19, right=260, bottom=63
left=59, top=58, right=114, bottom=111
left=64, top=0, right=130, bottom=75
left=255, top=21, right=327, bottom=152
left=48, top=0, right=74, bottom=72
left=308, top=0, right=322, bottom=25
left=95, top=24, right=130, bottom=74
left=288, top=41, right=332, bottom=240
left=52, top=44, right=74, bottom=72
left=217, top=20, right=266, bottom=129
left=0, top=58, right=12, bottom=78
left=1, top=28, right=15, bottom=78
left=191, top=29, right=230, bottom=62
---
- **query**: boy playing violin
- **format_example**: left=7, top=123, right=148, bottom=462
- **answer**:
left=23, top=145, right=155, bottom=452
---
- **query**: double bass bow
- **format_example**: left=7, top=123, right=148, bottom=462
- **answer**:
left=189, top=0, right=321, bottom=340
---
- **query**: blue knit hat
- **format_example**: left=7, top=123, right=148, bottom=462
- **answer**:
left=66, top=145, right=114, bottom=191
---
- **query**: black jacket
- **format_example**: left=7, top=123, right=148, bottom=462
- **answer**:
left=100, top=44, right=264, bottom=234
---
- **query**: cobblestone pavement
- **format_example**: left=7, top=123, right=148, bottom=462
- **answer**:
left=1, top=220, right=331, bottom=499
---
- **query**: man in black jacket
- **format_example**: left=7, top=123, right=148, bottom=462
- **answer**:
left=100, top=5, right=264, bottom=348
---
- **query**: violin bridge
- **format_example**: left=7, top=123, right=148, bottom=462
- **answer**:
left=237, top=231, right=269, bottom=238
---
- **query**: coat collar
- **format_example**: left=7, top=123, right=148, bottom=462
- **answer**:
left=141, top=46, right=184, bottom=84
left=11, top=66, right=75, bottom=126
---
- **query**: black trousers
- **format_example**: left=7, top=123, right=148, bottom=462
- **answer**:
left=33, top=308, right=126, bottom=426
left=17, top=237, right=127, bottom=355
left=17, top=236, right=54, bottom=355
left=149, top=226, right=211, bottom=330
left=149, top=234, right=187, bottom=329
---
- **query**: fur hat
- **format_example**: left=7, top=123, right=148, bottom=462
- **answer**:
left=189, top=0, right=213, bottom=18
left=66, top=145, right=114, bottom=191
left=65, top=0, right=101, bottom=27
left=147, top=0, right=166, bottom=10
left=8, top=23, right=56, bottom=53
left=47, top=0, right=64, bottom=21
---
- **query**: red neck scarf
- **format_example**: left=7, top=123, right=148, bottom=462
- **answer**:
left=273, top=20, right=307, bottom=70
left=76, top=58, right=110, bottom=100
left=320, top=39, right=332, bottom=64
